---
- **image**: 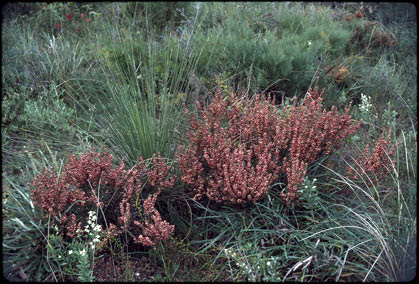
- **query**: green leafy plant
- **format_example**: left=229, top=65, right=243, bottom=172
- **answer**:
left=297, top=177, right=322, bottom=211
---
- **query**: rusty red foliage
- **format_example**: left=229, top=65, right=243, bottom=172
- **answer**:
left=348, top=130, right=396, bottom=182
left=178, top=86, right=360, bottom=205
left=31, top=149, right=175, bottom=247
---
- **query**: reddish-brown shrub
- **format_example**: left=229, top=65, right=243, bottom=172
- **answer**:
left=133, top=189, right=175, bottom=246
left=348, top=130, right=396, bottom=182
left=31, top=149, right=175, bottom=247
left=178, top=86, right=360, bottom=204
left=178, top=91, right=288, bottom=204
left=280, top=87, right=359, bottom=203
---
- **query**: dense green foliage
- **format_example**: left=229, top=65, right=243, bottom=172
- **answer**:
left=2, top=2, right=416, bottom=282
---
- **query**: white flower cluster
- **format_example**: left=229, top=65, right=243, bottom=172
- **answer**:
left=263, top=257, right=281, bottom=282
left=223, top=246, right=283, bottom=281
left=299, top=178, right=317, bottom=193
left=68, top=247, right=87, bottom=256
left=223, top=247, right=259, bottom=281
left=84, top=211, right=102, bottom=250
left=224, top=247, right=240, bottom=262
left=359, top=93, right=372, bottom=113
left=68, top=211, right=103, bottom=256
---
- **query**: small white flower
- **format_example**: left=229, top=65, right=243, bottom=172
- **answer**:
left=360, top=93, right=372, bottom=113
left=68, top=250, right=73, bottom=255
left=80, top=249, right=87, bottom=256
left=307, top=41, right=312, bottom=46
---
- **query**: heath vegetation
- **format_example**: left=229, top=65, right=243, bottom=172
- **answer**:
left=2, top=2, right=416, bottom=281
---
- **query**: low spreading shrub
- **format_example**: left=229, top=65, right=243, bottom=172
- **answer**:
left=30, top=149, right=176, bottom=248
left=177, top=83, right=360, bottom=205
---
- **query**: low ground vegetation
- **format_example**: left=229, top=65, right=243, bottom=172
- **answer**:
left=2, top=2, right=416, bottom=281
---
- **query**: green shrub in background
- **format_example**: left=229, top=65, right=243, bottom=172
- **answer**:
left=2, top=18, right=45, bottom=97
left=98, top=36, right=149, bottom=85
left=363, top=2, right=416, bottom=25
left=2, top=83, right=76, bottom=137
left=2, top=5, right=100, bottom=108
left=123, top=2, right=193, bottom=32
left=2, top=2, right=43, bottom=19
left=191, top=3, right=353, bottom=98
left=2, top=3, right=96, bottom=36
left=100, top=33, right=192, bottom=93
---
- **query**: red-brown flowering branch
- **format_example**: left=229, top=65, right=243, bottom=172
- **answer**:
left=178, top=91, right=288, bottom=204
left=30, top=149, right=176, bottom=247
left=133, top=189, right=175, bottom=247
left=177, top=85, right=361, bottom=205
left=348, top=129, right=396, bottom=183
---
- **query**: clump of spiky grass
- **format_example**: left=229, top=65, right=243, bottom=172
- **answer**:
left=301, top=127, right=416, bottom=281
left=73, top=8, right=213, bottom=167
